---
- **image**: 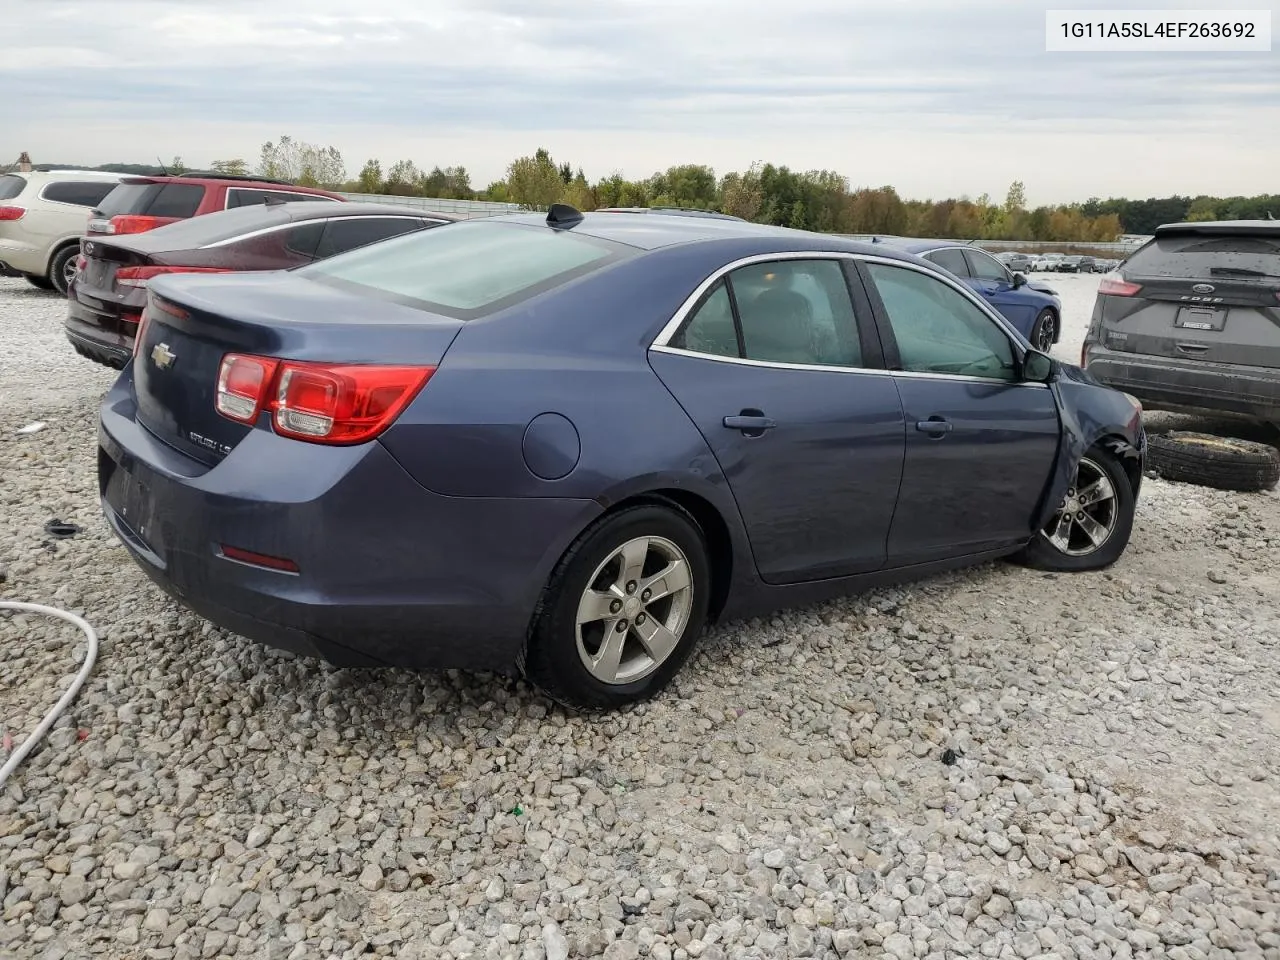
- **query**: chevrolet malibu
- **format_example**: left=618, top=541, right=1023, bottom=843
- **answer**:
left=99, top=206, right=1146, bottom=709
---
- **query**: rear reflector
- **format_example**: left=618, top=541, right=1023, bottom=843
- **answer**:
left=219, top=544, right=299, bottom=573
left=116, top=265, right=231, bottom=288
left=214, top=353, right=434, bottom=444
left=1097, top=275, right=1142, bottom=297
left=0, top=206, right=25, bottom=222
left=133, top=309, right=151, bottom=356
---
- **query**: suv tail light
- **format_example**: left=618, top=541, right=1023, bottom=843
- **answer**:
left=1098, top=275, right=1142, bottom=297
left=116, top=265, right=231, bottom=288
left=215, top=354, right=435, bottom=445
left=0, top=206, right=25, bottom=222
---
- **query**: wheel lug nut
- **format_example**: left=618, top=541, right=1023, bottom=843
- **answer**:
left=626, top=581, right=637, bottom=594
left=641, top=589, right=652, bottom=602
left=610, top=600, right=622, bottom=614
left=636, top=613, right=646, bottom=625
left=616, top=620, right=628, bottom=632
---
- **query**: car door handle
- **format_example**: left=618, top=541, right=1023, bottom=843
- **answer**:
left=916, top=417, right=953, bottom=437
left=723, top=412, right=777, bottom=435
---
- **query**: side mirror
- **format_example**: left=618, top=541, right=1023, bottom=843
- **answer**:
left=1011, top=272, right=1028, bottom=289
left=1022, top=349, right=1055, bottom=383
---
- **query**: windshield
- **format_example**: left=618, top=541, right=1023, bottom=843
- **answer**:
left=300, top=220, right=629, bottom=317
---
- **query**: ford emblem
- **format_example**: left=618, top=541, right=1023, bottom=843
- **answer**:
left=1191, top=283, right=1215, bottom=294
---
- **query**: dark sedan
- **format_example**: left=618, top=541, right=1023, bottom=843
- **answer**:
left=99, top=206, right=1146, bottom=709
left=67, top=202, right=458, bottom=368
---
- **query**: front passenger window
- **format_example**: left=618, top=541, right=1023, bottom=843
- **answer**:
left=866, top=263, right=1018, bottom=381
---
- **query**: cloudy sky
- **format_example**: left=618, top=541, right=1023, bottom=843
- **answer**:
left=4, top=0, right=1278, bottom=204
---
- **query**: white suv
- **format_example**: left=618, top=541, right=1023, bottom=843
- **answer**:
left=0, top=170, right=125, bottom=295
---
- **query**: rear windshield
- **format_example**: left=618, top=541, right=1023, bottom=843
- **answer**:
left=0, top=175, right=26, bottom=201
left=95, top=182, right=204, bottom=219
left=300, top=220, right=628, bottom=317
left=1127, top=233, right=1280, bottom=280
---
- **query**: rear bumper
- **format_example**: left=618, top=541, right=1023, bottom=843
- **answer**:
left=0, top=237, right=45, bottom=275
left=98, top=374, right=601, bottom=672
left=66, top=298, right=133, bottom=368
left=1085, top=346, right=1280, bottom=421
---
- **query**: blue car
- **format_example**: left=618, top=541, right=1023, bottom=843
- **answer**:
left=872, top=238, right=1064, bottom=353
left=99, top=206, right=1144, bottom=709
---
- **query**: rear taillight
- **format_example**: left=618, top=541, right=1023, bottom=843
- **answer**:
left=0, top=206, right=25, bottom=222
left=116, top=265, right=230, bottom=288
left=1098, top=275, right=1142, bottom=297
left=214, top=354, right=434, bottom=444
left=219, top=544, right=299, bottom=573
left=133, top=310, right=151, bottom=357
left=109, top=215, right=168, bottom=236
left=76, top=256, right=87, bottom=271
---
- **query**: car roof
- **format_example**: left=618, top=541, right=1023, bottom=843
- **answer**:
left=1155, top=219, right=1280, bottom=237
left=595, top=207, right=746, bottom=221
left=861, top=236, right=981, bottom=255
left=8, top=169, right=124, bottom=179
left=490, top=210, right=903, bottom=254
left=116, top=174, right=338, bottom=193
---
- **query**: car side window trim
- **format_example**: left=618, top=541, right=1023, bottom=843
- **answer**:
left=652, top=251, right=1044, bottom=386
left=654, top=252, right=885, bottom=372
left=964, top=248, right=1012, bottom=283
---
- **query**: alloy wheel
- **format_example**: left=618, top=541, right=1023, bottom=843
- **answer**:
left=1041, top=457, right=1118, bottom=556
left=574, top=535, right=694, bottom=685
left=1035, top=314, right=1056, bottom=352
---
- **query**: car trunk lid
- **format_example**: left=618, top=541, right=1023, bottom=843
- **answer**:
left=132, top=272, right=465, bottom=465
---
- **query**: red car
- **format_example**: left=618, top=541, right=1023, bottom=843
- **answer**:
left=86, top=173, right=344, bottom=237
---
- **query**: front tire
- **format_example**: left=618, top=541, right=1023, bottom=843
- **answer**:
left=524, top=503, right=711, bottom=710
left=1031, top=309, right=1057, bottom=352
left=1016, top=448, right=1135, bottom=572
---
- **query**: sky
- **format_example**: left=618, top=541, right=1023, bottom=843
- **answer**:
left=3, top=0, right=1278, bottom=205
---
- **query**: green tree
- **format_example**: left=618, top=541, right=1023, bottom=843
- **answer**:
left=210, top=158, right=249, bottom=176
left=506, top=152, right=564, bottom=208
left=1186, top=196, right=1218, bottom=222
left=357, top=159, right=383, bottom=194
left=383, top=159, right=420, bottom=195
left=719, top=164, right=763, bottom=221
left=169, top=156, right=188, bottom=175
left=258, top=136, right=345, bottom=186
left=1004, top=180, right=1026, bottom=213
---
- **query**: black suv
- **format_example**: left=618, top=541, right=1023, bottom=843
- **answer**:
left=1082, top=220, right=1280, bottom=425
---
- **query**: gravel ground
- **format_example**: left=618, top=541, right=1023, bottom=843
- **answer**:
left=2, top=273, right=1279, bottom=960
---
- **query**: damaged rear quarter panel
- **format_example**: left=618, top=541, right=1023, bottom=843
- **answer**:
left=1038, top=363, right=1145, bottom=530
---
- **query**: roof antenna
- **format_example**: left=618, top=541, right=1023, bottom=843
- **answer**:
left=156, top=156, right=170, bottom=176
left=546, top=203, right=583, bottom=229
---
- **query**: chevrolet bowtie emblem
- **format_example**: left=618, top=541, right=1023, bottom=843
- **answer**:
left=151, top=342, right=176, bottom=369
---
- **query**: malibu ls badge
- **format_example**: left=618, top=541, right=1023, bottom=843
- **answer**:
left=151, top=342, right=177, bottom=370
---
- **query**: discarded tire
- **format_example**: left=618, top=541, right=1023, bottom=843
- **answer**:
left=1147, top=432, right=1280, bottom=492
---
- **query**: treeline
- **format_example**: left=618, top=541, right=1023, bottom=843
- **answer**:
left=27, top=135, right=1280, bottom=241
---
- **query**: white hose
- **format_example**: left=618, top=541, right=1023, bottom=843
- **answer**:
left=0, top=601, right=99, bottom=790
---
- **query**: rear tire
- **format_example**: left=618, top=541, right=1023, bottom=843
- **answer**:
left=1016, top=447, right=1135, bottom=572
left=1031, top=309, right=1057, bottom=352
left=1147, top=432, right=1280, bottom=492
left=23, top=273, right=54, bottom=291
left=524, top=504, right=711, bottom=711
left=49, top=246, right=78, bottom=297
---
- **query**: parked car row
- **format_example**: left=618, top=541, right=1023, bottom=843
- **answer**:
left=0, top=168, right=341, bottom=295
left=89, top=202, right=1147, bottom=708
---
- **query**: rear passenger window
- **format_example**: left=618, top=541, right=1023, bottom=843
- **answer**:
left=731, top=260, right=862, bottom=367
left=283, top=222, right=325, bottom=259
left=314, top=218, right=425, bottom=259
left=927, top=248, right=970, bottom=277
left=147, top=184, right=204, bottom=218
left=670, top=282, right=739, bottom=358
left=41, top=181, right=117, bottom=207
left=227, top=189, right=335, bottom=208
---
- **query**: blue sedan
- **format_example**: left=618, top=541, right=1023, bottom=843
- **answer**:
left=872, top=238, right=1064, bottom=353
left=98, top=207, right=1144, bottom=709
